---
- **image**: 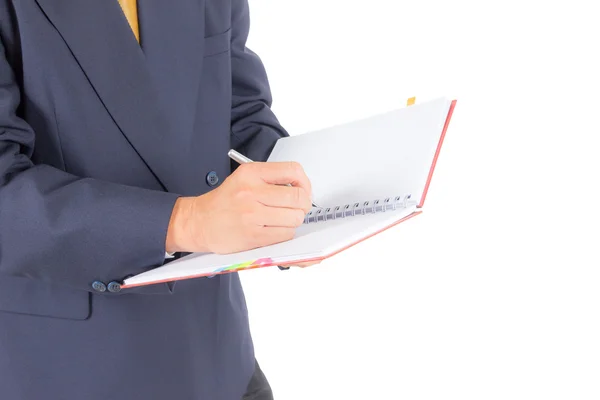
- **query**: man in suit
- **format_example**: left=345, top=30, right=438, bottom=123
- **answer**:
left=0, top=1, right=314, bottom=399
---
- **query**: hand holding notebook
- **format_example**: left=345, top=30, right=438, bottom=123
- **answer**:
left=123, top=97, right=457, bottom=288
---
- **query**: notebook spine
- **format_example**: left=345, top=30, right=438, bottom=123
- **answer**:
left=303, top=195, right=414, bottom=224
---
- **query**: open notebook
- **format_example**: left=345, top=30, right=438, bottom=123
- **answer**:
left=123, top=97, right=457, bottom=288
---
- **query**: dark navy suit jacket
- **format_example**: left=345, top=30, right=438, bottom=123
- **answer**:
left=0, top=0, right=287, bottom=398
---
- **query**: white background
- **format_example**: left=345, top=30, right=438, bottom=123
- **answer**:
left=240, top=1, right=600, bottom=399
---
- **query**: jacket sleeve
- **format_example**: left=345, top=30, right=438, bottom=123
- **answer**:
left=229, top=0, right=289, bottom=163
left=0, top=37, right=180, bottom=292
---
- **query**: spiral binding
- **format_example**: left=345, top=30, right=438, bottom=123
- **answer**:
left=303, top=194, right=414, bottom=224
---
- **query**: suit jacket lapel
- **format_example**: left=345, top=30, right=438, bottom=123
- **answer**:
left=138, top=0, right=205, bottom=140
left=35, top=0, right=191, bottom=193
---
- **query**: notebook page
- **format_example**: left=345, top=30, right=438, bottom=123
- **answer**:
left=123, top=205, right=416, bottom=286
left=268, top=97, right=452, bottom=208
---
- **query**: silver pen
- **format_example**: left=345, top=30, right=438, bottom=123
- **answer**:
left=228, top=149, right=321, bottom=208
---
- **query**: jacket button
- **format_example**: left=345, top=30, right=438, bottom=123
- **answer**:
left=91, top=281, right=107, bottom=293
left=107, top=281, right=122, bottom=293
left=206, top=171, right=219, bottom=187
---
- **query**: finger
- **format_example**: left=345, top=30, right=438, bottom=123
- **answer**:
left=255, top=184, right=312, bottom=213
left=256, top=204, right=306, bottom=228
left=255, top=162, right=312, bottom=195
left=279, top=260, right=321, bottom=268
left=284, top=262, right=319, bottom=268
left=253, top=226, right=296, bottom=247
left=296, top=261, right=321, bottom=268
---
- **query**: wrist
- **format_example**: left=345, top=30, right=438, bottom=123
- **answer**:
left=165, top=197, right=193, bottom=253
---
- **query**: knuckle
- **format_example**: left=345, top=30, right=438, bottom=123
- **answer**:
left=295, top=210, right=306, bottom=226
left=295, top=188, right=311, bottom=212
left=288, top=161, right=303, bottom=175
left=293, top=186, right=303, bottom=205
left=234, top=187, right=253, bottom=201
left=305, top=199, right=313, bottom=213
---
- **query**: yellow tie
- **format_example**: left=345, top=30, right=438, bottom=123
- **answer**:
left=117, top=0, right=140, bottom=43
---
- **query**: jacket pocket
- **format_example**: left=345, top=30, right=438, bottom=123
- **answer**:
left=204, top=28, right=231, bottom=57
left=0, top=275, right=91, bottom=320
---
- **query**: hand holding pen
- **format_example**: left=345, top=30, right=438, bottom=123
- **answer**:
left=227, top=149, right=322, bottom=269
left=228, top=149, right=321, bottom=208
left=166, top=149, right=315, bottom=255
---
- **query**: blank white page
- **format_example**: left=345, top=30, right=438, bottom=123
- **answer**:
left=268, top=97, right=452, bottom=208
